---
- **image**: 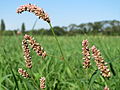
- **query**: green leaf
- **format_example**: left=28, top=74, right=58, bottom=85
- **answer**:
left=89, top=69, right=100, bottom=89
left=10, top=66, right=19, bottom=90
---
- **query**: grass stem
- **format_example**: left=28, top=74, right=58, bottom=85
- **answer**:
left=48, top=22, right=77, bottom=80
left=49, top=23, right=64, bottom=60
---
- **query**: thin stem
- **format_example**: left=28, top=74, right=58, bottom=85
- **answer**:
left=85, top=69, right=89, bottom=90
left=29, top=70, right=40, bottom=90
left=100, top=76, right=107, bottom=86
left=32, top=18, right=38, bottom=31
left=48, top=23, right=64, bottom=60
left=31, top=77, right=40, bottom=90
left=29, top=18, right=38, bottom=35
left=47, top=53, right=62, bottom=59
left=48, top=22, right=76, bottom=79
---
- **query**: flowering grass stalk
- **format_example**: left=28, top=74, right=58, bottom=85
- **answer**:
left=17, top=3, right=76, bottom=78
left=17, top=3, right=50, bottom=23
left=17, top=4, right=64, bottom=60
left=18, top=68, right=30, bottom=78
left=104, top=86, right=109, bottom=90
left=40, top=77, right=46, bottom=89
left=91, top=45, right=110, bottom=78
left=24, top=34, right=47, bottom=58
left=82, top=39, right=91, bottom=69
left=48, top=23, right=64, bottom=60
left=22, top=39, right=32, bottom=69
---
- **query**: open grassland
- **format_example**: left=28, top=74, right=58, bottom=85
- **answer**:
left=0, top=35, right=120, bottom=90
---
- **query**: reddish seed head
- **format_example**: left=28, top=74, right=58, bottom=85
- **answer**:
left=16, top=4, right=50, bottom=23
left=91, top=45, right=111, bottom=77
left=24, top=34, right=47, bottom=58
left=104, top=86, right=109, bottom=90
left=82, top=39, right=91, bottom=69
left=18, top=68, right=30, bottom=78
left=40, top=77, right=46, bottom=89
left=22, top=39, right=32, bottom=69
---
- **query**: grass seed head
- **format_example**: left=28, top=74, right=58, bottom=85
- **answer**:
left=18, top=68, right=30, bottom=78
left=82, top=39, right=91, bottom=69
left=91, top=45, right=111, bottom=77
left=104, top=86, right=109, bottom=90
left=22, top=39, right=32, bottom=69
left=40, top=77, right=46, bottom=89
left=24, top=34, right=47, bottom=58
left=16, top=3, right=50, bottom=23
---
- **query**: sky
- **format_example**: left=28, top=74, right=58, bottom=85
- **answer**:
left=0, top=0, right=120, bottom=30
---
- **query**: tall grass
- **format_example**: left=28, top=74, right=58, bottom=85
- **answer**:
left=0, top=35, right=120, bottom=89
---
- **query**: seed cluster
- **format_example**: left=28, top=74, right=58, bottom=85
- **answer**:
left=16, top=3, right=50, bottom=23
left=22, top=40, right=32, bottom=69
left=40, top=77, right=46, bottom=89
left=104, top=86, right=109, bottom=90
left=18, top=68, right=29, bottom=78
left=82, top=40, right=91, bottom=69
left=91, top=46, right=110, bottom=77
left=24, top=34, right=47, bottom=58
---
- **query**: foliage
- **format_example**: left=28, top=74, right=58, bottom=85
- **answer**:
left=0, top=19, right=6, bottom=31
left=21, top=23, right=26, bottom=33
left=1, top=20, right=120, bottom=36
left=0, top=35, right=120, bottom=89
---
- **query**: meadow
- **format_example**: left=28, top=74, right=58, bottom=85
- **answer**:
left=0, top=35, right=120, bottom=90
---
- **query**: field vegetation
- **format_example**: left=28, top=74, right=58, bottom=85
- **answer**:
left=0, top=35, right=120, bottom=89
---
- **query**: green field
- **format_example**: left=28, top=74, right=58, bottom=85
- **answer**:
left=0, top=35, right=120, bottom=90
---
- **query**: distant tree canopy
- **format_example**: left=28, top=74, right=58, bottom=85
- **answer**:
left=21, top=23, right=26, bottom=33
left=52, top=26, right=66, bottom=36
left=1, top=20, right=120, bottom=36
left=0, top=19, right=6, bottom=31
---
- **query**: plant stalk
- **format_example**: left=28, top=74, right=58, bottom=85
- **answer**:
left=49, top=23, right=64, bottom=60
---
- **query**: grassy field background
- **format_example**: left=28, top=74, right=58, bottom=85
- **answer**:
left=0, top=35, right=120, bottom=90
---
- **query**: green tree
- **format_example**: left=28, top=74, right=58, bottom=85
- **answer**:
left=21, top=23, right=26, bottom=33
left=68, top=24, right=77, bottom=31
left=53, top=26, right=66, bottom=36
left=78, top=23, right=87, bottom=34
left=0, top=19, right=6, bottom=31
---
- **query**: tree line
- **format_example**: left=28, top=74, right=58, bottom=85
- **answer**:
left=0, top=19, right=120, bottom=36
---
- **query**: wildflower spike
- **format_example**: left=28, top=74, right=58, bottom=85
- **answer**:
left=40, top=77, right=46, bottom=89
left=16, top=3, right=50, bottom=23
left=91, top=45, right=111, bottom=77
left=18, top=68, right=30, bottom=78
left=22, top=39, right=32, bottom=68
left=82, top=39, right=91, bottom=68
left=24, top=34, right=47, bottom=58
left=104, top=86, right=109, bottom=90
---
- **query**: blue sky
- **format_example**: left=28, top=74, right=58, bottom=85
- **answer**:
left=0, top=0, right=120, bottom=30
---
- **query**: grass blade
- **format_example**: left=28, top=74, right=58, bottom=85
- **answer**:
left=10, top=66, right=19, bottom=90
